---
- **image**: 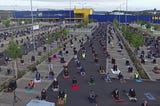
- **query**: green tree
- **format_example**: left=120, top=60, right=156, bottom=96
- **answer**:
left=4, top=40, right=22, bottom=79
left=3, top=18, right=11, bottom=27
left=113, top=18, right=119, bottom=27
left=62, top=28, right=69, bottom=36
left=146, top=22, right=151, bottom=29
left=45, top=34, right=53, bottom=53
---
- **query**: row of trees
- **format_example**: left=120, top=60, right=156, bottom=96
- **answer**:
left=122, top=25, right=145, bottom=47
left=137, top=21, right=160, bottom=30
left=114, top=19, right=145, bottom=48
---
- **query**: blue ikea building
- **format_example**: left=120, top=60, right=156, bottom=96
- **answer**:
left=12, top=9, right=160, bottom=24
left=13, top=10, right=74, bottom=20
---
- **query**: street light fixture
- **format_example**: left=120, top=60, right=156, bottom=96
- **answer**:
left=125, top=0, right=128, bottom=31
left=30, top=0, right=36, bottom=56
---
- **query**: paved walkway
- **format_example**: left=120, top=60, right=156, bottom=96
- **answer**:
left=0, top=23, right=98, bottom=106
left=107, top=25, right=136, bottom=79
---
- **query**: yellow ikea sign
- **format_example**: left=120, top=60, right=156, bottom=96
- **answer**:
left=152, top=16, right=160, bottom=20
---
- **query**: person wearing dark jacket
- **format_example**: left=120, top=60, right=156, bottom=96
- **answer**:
left=112, top=88, right=119, bottom=99
left=128, top=88, right=136, bottom=97
left=141, top=100, right=148, bottom=106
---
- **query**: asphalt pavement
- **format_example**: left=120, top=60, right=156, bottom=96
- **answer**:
left=46, top=23, right=160, bottom=106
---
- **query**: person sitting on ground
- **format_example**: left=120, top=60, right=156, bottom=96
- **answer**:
left=72, top=77, right=77, bottom=85
left=118, top=72, right=124, bottom=80
left=88, top=90, right=97, bottom=103
left=134, top=72, right=140, bottom=79
left=152, top=58, right=156, bottom=64
left=99, top=65, right=105, bottom=74
left=28, top=80, right=35, bottom=89
left=105, top=73, right=111, bottom=82
left=35, top=71, right=41, bottom=81
left=128, top=88, right=136, bottom=98
left=125, top=60, right=130, bottom=66
left=128, top=67, right=133, bottom=73
left=60, top=56, right=65, bottom=63
left=88, top=90, right=98, bottom=103
left=111, top=58, right=116, bottom=64
left=41, top=89, right=47, bottom=100
left=112, top=88, right=119, bottom=99
left=94, top=56, right=98, bottom=63
left=89, top=75, right=95, bottom=84
left=63, top=63, right=68, bottom=70
left=141, top=99, right=148, bottom=106
left=32, top=66, right=37, bottom=73
left=7, top=68, right=11, bottom=75
left=58, top=91, right=65, bottom=99
left=80, top=67, right=86, bottom=76
left=52, top=78, right=59, bottom=90
left=48, top=71, right=54, bottom=79
left=113, top=64, right=118, bottom=71
left=63, top=68, right=69, bottom=77
left=82, top=52, right=86, bottom=59
left=76, top=61, right=81, bottom=69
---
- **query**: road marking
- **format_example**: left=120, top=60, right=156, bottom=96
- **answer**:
left=144, top=92, right=156, bottom=100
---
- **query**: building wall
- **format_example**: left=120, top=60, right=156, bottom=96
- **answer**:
left=89, top=14, right=160, bottom=24
left=74, top=8, right=93, bottom=21
left=13, top=10, right=74, bottom=19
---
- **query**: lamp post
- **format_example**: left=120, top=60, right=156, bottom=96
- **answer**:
left=30, top=0, right=36, bottom=56
left=125, top=0, right=128, bottom=31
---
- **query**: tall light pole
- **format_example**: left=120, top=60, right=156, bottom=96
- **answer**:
left=125, top=0, right=128, bottom=31
left=30, top=0, right=36, bottom=56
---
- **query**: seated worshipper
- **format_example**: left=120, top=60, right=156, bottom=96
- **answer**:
left=31, top=55, right=35, bottom=62
left=63, top=68, right=69, bottom=78
left=118, top=72, right=124, bottom=81
left=27, top=80, right=35, bottom=89
left=43, top=46, right=47, bottom=52
left=72, top=77, right=77, bottom=85
left=76, top=61, right=81, bottom=69
left=41, top=89, right=47, bottom=100
left=58, top=51, right=63, bottom=57
left=58, top=91, right=65, bottom=99
left=63, top=63, right=68, bottom=70
left=48, top=71, right=54, bottom=80
left=31, top=66, right=37, bottom=73
left=88, top=90, right=98, bottom=103
left=128, top=66, right=133, bottom=73
left=48, top=57, right=51, bottom=63
left=60, top=56, right=66, bottom=63
left=125, top=60, right=130, bottom=66
left=113, top=64, right=118, bottom=71
left=134, top=72, right=140, bottom=79
left=152, top=58, right=156, bottom=64
left=141, top=57, right=145, bottom=64
left=80, top=67, right=86, bottom=76
left=52, top=78, right=59, bottom=91
left=48, top=63, right=53, bottom=71
left=94, top=56, right=98, bottom=63
left=112, top=88, right=119, bottom=100
left=71, top=76, right=80, bottom=90
left=105, top=73, right=111, bottom=82
left=88, top=75, right=95, bottom=85
left=99, top=65, right=106, bottom=79
left=128, top=88, right=136, bottom=98
left=7, top=68, right=11, bottom=75
left=82, top=52, right=86, bottom=59
left=34, top=71, right=41, bottom=83
left=111, top=58, right=116, bottom=64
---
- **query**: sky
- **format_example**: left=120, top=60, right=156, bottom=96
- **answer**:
left=0, top=0, right=159, bottom=11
